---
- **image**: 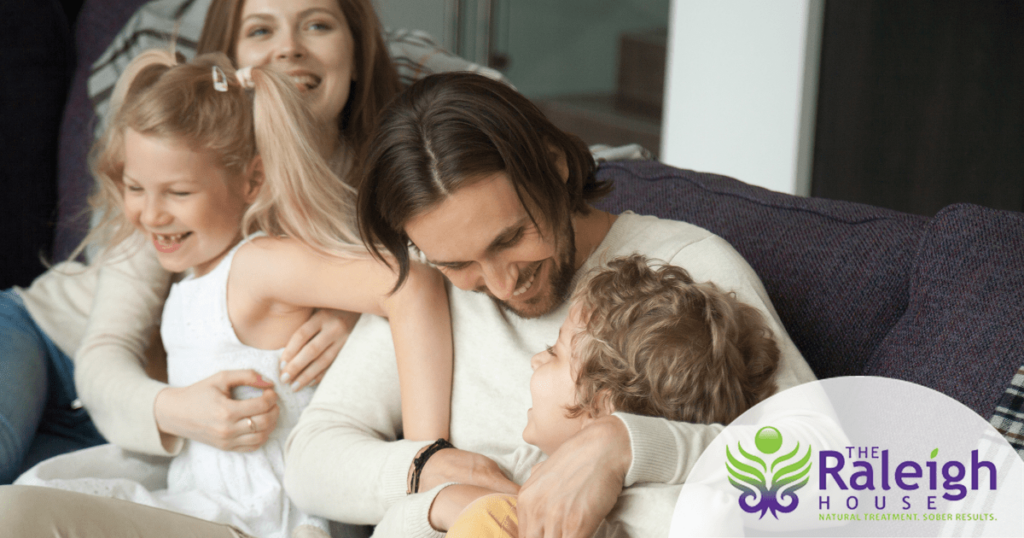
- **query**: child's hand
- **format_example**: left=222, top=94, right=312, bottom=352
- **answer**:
left=429, top=484, right=500, bottom=532
left=279, top=309, right=360, bottom=391
left=154, top=370, right=279, bottom=452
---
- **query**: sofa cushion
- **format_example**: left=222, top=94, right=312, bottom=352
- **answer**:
left=594, top=160, right=928, bottom=380
left=865, top=203, right=1024, bottom=419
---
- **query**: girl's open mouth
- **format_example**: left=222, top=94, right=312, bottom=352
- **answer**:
left=153, top=232, right=191, bottom=253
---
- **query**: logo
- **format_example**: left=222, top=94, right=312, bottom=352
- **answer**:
left=726, top=426, right=813, bottom=519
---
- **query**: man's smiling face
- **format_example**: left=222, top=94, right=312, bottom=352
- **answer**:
left=404, top=172, right=577, bottom=319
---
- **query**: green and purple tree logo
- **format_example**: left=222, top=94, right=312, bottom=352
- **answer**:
left=726, top=426, right=813, bottom=519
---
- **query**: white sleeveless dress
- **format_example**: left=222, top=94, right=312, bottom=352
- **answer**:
left=17, top=237, right=329, bottom=538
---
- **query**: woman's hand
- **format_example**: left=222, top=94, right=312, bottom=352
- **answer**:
left=279, top=309, right=360, bottom=390
left=153, top=370, right=279, bottom=452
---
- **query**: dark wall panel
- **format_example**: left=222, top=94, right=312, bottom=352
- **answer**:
left=812, top=0, right=1024, bottom=217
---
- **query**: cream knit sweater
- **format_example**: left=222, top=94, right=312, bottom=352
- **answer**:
left=284, top=212, right=821, bottom=537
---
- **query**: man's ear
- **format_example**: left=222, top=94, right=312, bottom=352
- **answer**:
left=549, top=145, right=569, bottom=184
left=242, top=155, right=264, bottom=203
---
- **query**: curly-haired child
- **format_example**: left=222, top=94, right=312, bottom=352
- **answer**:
left=444, top=253, right=781, bottom=537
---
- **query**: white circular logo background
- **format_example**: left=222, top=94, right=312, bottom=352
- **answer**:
left=669, top=376, right=1024, bottom=537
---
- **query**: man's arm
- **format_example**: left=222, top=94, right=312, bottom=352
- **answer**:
left=285, top=312, right=519, bottom=532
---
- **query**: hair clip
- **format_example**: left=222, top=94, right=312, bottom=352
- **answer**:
left=212, top=65, right=229, bottom=92
left=236, top=66, right=255, bottom=89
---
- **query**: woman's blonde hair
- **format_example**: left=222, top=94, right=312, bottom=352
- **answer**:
left=567, top=255, right=780, bottom=425
left=76, top=49, right=364, bottom=263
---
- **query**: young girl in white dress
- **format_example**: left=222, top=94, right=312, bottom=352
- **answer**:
left=16, top=50, right=453, bottom=538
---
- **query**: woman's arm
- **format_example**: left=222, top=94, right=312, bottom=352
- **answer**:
left=77, top=239, right=282, bottom=455
left=74, top=240, right=176, bottom=455
left=76, top=237, right=306, bottom=454
left=76, top=241, right=280, bottom=454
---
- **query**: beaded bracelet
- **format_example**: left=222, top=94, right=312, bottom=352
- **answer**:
left=410, top=438, right=454, bottom=494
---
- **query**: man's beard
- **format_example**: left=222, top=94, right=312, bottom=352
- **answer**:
left=493, top=218, right=577, bottom=320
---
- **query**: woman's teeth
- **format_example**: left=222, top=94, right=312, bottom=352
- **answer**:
left=513, top=269, right=537, bottom=297
left=290, top=74, right=321, bottom=90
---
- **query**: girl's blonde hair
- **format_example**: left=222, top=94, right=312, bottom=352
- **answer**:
left=77, top=49, right=365, bottom=263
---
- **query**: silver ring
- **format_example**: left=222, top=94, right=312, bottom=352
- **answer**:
left=246, top=417, right=256, bottom=433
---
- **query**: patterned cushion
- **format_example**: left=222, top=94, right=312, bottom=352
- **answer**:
left=990, top=366, right=1024, bottom=460
left=865, top=203, right=1024, bottom=419
left=594, top=160, right=927, bottom=380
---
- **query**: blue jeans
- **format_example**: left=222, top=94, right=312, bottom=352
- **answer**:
left=0, top=290, right=105, bottom=484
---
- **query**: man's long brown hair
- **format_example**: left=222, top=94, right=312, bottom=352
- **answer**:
left=357, top=72, right=612, bottom=291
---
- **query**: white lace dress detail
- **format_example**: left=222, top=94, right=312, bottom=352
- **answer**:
left=17, top=236, right=328, bottom=538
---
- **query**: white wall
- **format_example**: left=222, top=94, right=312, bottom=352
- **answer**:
left=661, top=0, right=824, bottom=195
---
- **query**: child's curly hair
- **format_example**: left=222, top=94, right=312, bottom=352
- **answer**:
left=567, top=254, right=780, bottom=425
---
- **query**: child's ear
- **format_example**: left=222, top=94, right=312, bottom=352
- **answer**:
left=242, top=155, right=264, bottom=203
left=581, top=390, right=617, bottom=428
left=593, top=389, right=616, bottom=417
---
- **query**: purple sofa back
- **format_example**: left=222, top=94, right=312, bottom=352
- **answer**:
left=865, top=204, right=1024, bottom=418
left=595, top=160, right=1023, bottom=419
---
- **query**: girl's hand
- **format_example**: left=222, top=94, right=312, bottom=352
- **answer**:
left=154, top=369, right=279, bottom=452
left=279, top=309, right=360, bottom=391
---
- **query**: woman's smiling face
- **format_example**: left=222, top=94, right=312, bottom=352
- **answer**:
left=235, top=0, right=355, bottom=124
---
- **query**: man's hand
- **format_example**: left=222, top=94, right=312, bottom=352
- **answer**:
left=279, top=309, right=360, bottom=390
left=153, top=369, right=279, bottom=452
left=416, top=448, right=520, bottom=495
left=517, top=416, right=632, bottom=538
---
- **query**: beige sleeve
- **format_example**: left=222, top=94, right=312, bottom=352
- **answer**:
left=74, top=239, right=177, bottom=456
